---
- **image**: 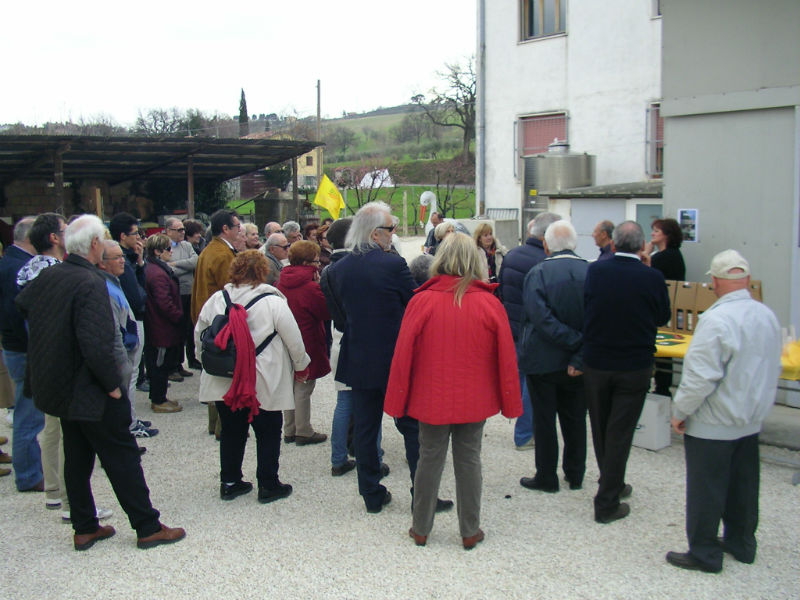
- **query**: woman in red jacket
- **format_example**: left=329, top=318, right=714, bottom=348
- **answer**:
left=385, top=233, right=522, bottom=550
left=143, top=234, right=184, bottom=413
left=277, top=241, right=331, bottom=445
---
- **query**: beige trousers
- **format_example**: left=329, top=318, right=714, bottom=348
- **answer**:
left=283, top=379, right=317, bottom=438
left=39, top=414, right=68, bottom=509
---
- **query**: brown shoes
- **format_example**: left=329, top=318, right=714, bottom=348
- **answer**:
left=0, top=467, right=10, bottom=477
left=0, top=435, right=8, bottom=445
left=462, top=528, right=485, bottom=550
left=151, top=400, right=183, bottom=413
left=20, top=480, right=44, bottom=492
left=74, top=525, right=116, bottom=551
left=0, top=451, right=11, bottom=464
left=295, top=432, right=327, bottom=446
left=409, top=528, right=427, bottom=546
left=137, top=523, right=186, bottom=549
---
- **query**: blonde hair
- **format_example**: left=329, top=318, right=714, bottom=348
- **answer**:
left=472, top=222, right=495, bottom=250
left=431, top=232, right=488, bottom=305
left=434, top=221, right=455, bottom=242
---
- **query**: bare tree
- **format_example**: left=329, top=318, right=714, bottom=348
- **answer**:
left=325, top=126, right=358, bottom=156
left=133, top=108, right=187, bottom=135
left=411, top=57, right=476, bottom=162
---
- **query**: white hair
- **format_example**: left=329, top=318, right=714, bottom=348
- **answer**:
left=531, top=212, right=562, bottom=239
left=345, top=201, right=392, bottom=252
left=65, top=215, right=106, bottom=256
left=544, top=221, right=577, bottom=252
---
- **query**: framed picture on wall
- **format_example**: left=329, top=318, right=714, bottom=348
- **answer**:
left=678, top=208, right=698, bottom=242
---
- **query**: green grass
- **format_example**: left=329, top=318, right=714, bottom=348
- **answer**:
left=229, top=184, right=475, bottom=234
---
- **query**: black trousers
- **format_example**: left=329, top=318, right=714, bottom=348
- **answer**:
left=584, top=365, right=651, bottom=518
left=180, top=294, right=197, bottom=365
left=351, top=388, right=420, bottom=511
left=685, top=433, right=760, bottom=569
left=654, top=358, right=673, bottom=397
left=60, top=393, right=160, bottom=537
left=143, top=345, right=181, bottom=403
left=527, top=371, right=587, bottom=488
left=216, top=401, right=283, bottom=490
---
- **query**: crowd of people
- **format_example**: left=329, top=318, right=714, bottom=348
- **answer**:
left=0, top=203, right=782, bottom=572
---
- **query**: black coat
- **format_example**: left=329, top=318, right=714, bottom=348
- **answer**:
left=0, top=244, right=35, bottom=352
left=519, top=251, right=589, bottom=374
left=497, top=237, right=547, bottom=340
left=326, top=247, right=415, bottom=389
left=16, top=254, right=121, bottom=421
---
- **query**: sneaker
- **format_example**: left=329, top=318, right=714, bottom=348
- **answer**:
left=131, top=423, right=159, bottom=438
left=136, top=381, right=150, bottom=392
left=220, top=480, right=253, bottom=501
left=62, top=507, right=114, bottom=523
left=137, top=419, right=152, bottom=428
left=46, top=498, right=62, bottom=510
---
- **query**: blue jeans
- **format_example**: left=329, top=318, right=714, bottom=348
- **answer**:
left=331, top=390, right=383, bottom=467
left=513, top=370, right=534, bottom=446
left=3, top=350, right=44, bottom=490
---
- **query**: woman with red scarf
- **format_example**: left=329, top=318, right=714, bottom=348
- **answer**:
left=195, top=251, right=309, bottom=504
left=277, top=241, right=331, bottom=446
left=473, top=223, right=507, bottom=284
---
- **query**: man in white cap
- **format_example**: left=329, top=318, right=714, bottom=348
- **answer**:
left=666, top=249, right=781, bottom=573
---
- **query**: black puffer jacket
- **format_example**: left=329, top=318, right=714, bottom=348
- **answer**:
left=16, top=254, right=121, bottom=421
left=497, top=237, right=546, bottom=340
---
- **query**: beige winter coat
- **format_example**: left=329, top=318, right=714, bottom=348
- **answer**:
left=194, top=283, right=310, bottom=410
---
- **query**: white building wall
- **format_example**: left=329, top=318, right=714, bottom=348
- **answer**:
left=481, top=0, right=662, bottom=212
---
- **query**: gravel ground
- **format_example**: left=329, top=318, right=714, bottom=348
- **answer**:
left=2, top=239, right=798, bottom=599
left=2, top=367, right=798, bottom=600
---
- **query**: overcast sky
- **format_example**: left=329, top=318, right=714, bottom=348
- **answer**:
left=1, top=1, right=477, bottom=127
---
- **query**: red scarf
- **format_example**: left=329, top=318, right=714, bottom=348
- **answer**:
left=216, top=304, right=259, bottom=422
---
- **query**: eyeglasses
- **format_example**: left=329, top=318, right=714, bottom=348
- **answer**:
left=169, top=227, right=185, bottom=233
left=375, top=225, right=396, bottom=232
left=278, top=244, right=291, bottom=250
left=104, top=254, right=125, bottom=261
left=311, top=259, right=321, bottom=265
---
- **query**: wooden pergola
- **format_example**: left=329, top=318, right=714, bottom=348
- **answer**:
left=0, top=135, right=322, bottom=216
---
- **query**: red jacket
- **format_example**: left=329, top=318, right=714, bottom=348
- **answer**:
left=384, top=275, right=522, bottom=425
left=277, top=264, right=331, bottom=380
left=144, top=259, right=183, bottom=348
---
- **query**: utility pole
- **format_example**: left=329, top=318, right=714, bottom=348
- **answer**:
left=316, top=79, right=322, bottom=190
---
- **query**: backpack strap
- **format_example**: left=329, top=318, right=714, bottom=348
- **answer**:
left=222, top=289, right=233, bottom=314
left=244, top=292, right=274, bottom=309
left=242, top=292, right=278, bottom=356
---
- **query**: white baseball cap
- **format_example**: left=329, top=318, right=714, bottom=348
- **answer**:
left=707, top=249, right=750, bottom=280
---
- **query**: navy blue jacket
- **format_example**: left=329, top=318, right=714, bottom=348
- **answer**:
left=327, top=247, right=416, bottom=389
left=119, top=245, right=147, bottom=320
left=519, top=251, right=589, bottom=374
left=0, top=245, right=34, bottom=352
left=583, top=255, right=671, bottom=371
left=497, top=237, right=546, bottom=340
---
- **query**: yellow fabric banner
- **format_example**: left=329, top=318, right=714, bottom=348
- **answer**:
left=313, top=174, right=346, bottom=220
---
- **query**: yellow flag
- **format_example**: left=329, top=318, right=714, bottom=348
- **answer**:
left=313, top=174, right=346, bottom=220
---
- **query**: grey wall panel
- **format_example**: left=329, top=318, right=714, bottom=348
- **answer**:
left=663, top=107, right=796, bottom=326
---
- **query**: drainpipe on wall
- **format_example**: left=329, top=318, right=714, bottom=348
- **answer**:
left=476, top=0, right=486, bottom=217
